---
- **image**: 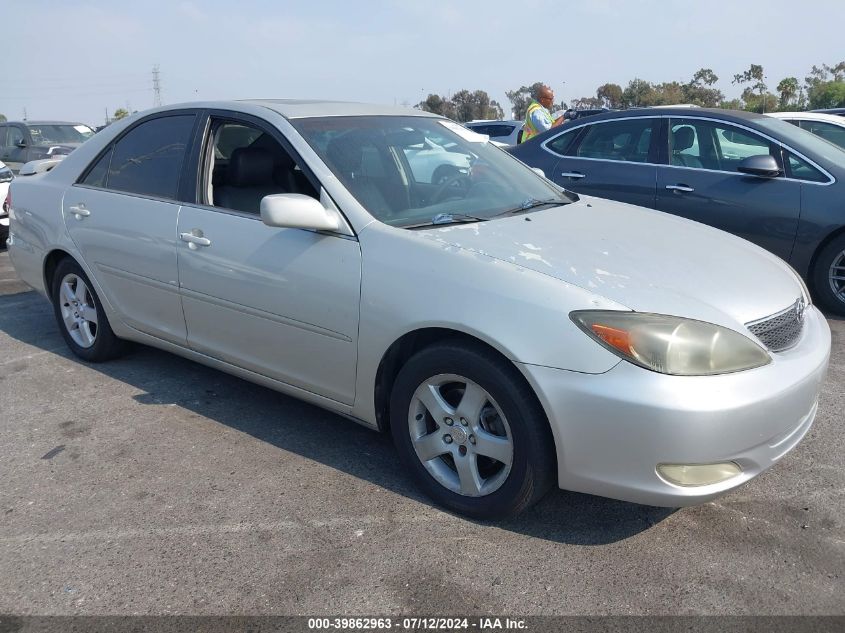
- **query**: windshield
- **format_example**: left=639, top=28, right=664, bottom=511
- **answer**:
left=26, top=124, right=94, bottom=145
left=755, top=117, right=845, bottom=166
left=292, top=115, right=574, bottom=227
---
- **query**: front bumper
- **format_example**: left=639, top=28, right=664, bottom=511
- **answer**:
left=518, top=306, right=831, bottom=507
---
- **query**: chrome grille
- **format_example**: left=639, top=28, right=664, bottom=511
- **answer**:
left=746, top=299, right=806, bottom=352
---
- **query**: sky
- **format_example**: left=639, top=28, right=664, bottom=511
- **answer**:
left=2, top=0, right=844, bottom=125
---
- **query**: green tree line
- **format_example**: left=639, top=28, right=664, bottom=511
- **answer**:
left=417, top=61, right=845, bottom=122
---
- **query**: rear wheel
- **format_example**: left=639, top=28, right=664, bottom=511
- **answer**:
left=812, top=235, right=845, bottom=315
left=51, top=258, right=125, bottom=362
left=390, top=341, right=555, bottom=519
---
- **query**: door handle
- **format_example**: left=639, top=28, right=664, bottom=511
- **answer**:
left=180, top=231, right=211, bottom=249
left=665, top=184, right=694, bottom=193
left=67, top=204, right=90, bottom=219
left=560, top=172, right=586, bottom=179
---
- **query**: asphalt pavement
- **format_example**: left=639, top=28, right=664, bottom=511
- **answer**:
left=0, top=248, right=842, bottom=616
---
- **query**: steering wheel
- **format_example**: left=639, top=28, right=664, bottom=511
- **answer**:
left=432, top=172, right=472, bottom=204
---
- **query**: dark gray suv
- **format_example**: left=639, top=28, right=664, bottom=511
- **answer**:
left=0, top=121, right=94, bottom=173
left=508, top=107, right=845, bottom=314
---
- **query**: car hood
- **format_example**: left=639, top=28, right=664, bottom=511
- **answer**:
left=417, top=196, right=804, bottom=328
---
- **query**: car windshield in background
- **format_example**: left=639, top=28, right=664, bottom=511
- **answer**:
left=26, top=124, right=94, bottom=145
left=293, top=115, right=574, bottom=227
left=755, top=117, right=845, bottom=164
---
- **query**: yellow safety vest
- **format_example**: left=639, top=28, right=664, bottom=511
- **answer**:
left=521, top=101, right=551, bottom=143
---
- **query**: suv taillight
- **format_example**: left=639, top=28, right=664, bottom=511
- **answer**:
left=3, top=190, right=10, bottom=214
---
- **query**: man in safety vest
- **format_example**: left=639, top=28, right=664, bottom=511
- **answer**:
left=520, top=85, right=564, bottom=143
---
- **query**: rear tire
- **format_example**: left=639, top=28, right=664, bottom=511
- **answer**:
left=51, top=258, right=125, bottom=362
left=390, top=341, right=556, bottom=519
left=812, top=235, right=845, bottom=315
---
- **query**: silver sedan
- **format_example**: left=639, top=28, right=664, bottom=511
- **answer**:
left=7, top=100, right=831, bottom=518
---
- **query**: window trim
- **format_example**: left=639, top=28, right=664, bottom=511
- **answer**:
left=177, top=108, right=357, bottom=238
left=539, top=114, right=835, bottom=185
left=74, top=110, right=202, bottom=203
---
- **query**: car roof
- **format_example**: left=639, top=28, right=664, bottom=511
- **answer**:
left=585, top=107, right=769, bottom=124
left=243, top=99, right=440, bottom=119
left=769, top=111, right=845, bottom=124
left=2, top=120, right=92, bottom=126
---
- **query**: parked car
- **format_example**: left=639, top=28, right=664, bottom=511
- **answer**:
left=8, top=101, right=830, bottom=519
left=0, top=160, right=11, bottom=245
left=0, top=121, right=94, bottom=173
left=465, top=120, right=525, bottom=146
left=768, top=111, right=845, bottom=151
left=508, top=107, right=845, bottom=314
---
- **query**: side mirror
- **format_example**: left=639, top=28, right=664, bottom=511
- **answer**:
left=260, top=194, right=340, bottom=231
left=737, top=154, right=781, bottom=178
left=15, top=140, right=27, bottom=148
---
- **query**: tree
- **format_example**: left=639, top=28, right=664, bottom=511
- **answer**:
left=450, top=89, right=503, bottom=122
left=0, top=113, right=6, bottom=122
left=808, top=81, right=845, bottom=109
left=654, top=81, right=685, bottom=106
left=417, top=94, right=456, bottom=120
left=732, top=64, right=773, bottom=112
left=621, top=78, right=656, bottom=108
left=505, top=82, right=544, bottom=120
left=112, top=108, right=130, bottom=120
left=595, top=83, right=623, bottom=109
left=776, top=77, right=800, bottom=110
left=805, top=61, right=845, bottom=109
left=684, top=68, right=724, bottom=107
left=570, top=96, right=603, bottom=110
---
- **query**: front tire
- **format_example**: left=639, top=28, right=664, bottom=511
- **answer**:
left=812, top=235, right=845, bottom=315
left=51, top=258, right=125, bottom=362
left=390, top=341, right=555, bottom=519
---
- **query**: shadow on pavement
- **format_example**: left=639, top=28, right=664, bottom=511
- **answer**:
left=0, top=290, right=675, bottom=545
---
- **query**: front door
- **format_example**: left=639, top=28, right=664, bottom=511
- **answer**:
left=176, top=115, right=361, bottom=404
left=655, top=118, right=801, bottom=261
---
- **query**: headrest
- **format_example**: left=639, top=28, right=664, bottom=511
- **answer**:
left=228, top=147, right=274, bottom=187
left=673, top=127, right=696, bottom=152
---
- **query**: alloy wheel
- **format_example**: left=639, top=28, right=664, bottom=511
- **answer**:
left=58, top=273, right=98, bottom=348
left=408, top=374, right=513, bottom=497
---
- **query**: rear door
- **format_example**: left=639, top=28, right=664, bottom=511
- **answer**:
left=176, top=111, right=362, bottom=405
left=549, top=117, right=659, bottom=208
left=63, top=113, right=198, bottom=344
left=655, top=117, right=801, bottom=261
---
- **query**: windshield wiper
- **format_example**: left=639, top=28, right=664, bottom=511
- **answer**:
left=404, top=212, right=487, bottom=229
left=494, top=197, right=563, bottom=217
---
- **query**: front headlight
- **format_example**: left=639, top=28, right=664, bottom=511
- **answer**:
left=571, top=311, right=770, bottom=376
left=0, top=168, right=13, bottom=184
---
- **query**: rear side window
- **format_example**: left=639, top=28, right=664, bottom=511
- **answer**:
left=574, top=119, right=654, bottom=162
left=546, top=127, right=580, bottom=155
left=105, top=115, right=195, bottom=199
left=800, top=120, right=845, bottom=151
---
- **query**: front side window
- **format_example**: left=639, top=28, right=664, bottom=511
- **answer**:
left=7, top=127, right=25, bottom=148
left=574, top=119, right=654, bottom=163
left=106, top=115, right=195, bottom=199
left=785, top=153, right=828, bottom=183
left=670, top=119, right=774, bottom=172
left=203, top=119, right=317, bottom=214
left=293, top=116, right=573, bottom=227
left=800, top=120, right=845, bottom=151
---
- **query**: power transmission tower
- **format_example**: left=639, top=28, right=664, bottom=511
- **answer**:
left=152, top=65, right=162, bottom=107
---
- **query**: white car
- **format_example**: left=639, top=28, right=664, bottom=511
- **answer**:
left=465, top=120, right=524, bottom=146
left=7, top=100, right=831, bottom=519
left=0, top=160, right=12, bottom=245
left=767, top=111, right=845, bottom=151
